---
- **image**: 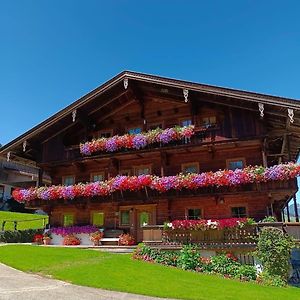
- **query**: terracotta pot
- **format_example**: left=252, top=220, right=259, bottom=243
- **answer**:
left=92, top=240, right=100, bottom=246
left=43, top=238, right=51, bottom=245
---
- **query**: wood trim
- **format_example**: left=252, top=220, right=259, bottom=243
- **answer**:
left=181, top=162, right=199, bottom=173
left=226, top=158, right=246, bottom=170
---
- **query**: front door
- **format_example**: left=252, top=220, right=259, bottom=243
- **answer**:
left=135, top=206, right=156, bottom=242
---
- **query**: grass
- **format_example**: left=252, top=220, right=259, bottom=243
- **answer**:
left=0, top=245, right=299, bottom=300
left=0, top=211, right=48, bottom=230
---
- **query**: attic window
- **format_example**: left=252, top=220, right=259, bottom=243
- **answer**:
left=128, top=127, right=142, bottom=135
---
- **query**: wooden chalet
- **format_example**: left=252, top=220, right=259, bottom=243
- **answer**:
left=1, top=71, right=300, bottom=242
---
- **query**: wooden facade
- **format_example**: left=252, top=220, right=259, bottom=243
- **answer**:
left=1, top=71, right=300, bottom=241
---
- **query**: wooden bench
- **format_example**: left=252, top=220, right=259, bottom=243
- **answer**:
left=101, top=229, right=123, bottom=245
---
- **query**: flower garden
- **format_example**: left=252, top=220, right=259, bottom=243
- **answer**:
left=12, top=162, right=300, bottom=202
left=80, top=125, right=195, bottom=155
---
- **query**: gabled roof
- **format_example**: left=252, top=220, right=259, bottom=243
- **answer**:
left=1, top=70, right=300, bottom=160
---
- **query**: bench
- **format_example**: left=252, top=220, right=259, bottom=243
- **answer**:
left=101, top=229, right=124, bottom=245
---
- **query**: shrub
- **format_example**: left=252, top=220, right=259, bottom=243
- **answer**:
left=256, top=227, right=295, bottom=281
left=119, top=233, right=135, bottom=246
left=0, top=229, right=43, bottom=243
left=63, top=234, right=81, bottom=245
left=256, top=271, right=287, bottom=287
left=177, top=245, right=201, bottom=270
left=235, top=265, right=257, bottom=281
left=210, top=254, right=240, bottom=277
left=261, top=216, right=277, bottom=223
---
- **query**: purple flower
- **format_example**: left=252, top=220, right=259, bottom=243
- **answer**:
left=50, top=225, right=99, bottom=236
left=157, top=128, right=176, bottom=144
left=80, top=143, right=91, bottom=155
left=105, top=137, right=118, bottom=152
left=132, top=134, right=147, bottom=149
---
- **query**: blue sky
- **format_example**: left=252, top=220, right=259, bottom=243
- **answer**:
left=0, top=0, right=300, bottom=145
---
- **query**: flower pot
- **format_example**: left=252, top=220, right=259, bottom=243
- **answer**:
left=43, top=238, right=51, bottom=245
left=92, top=240, right=100, bottom=246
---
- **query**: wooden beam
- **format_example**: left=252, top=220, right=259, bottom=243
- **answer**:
left=278, top=134, right=287, bottom=164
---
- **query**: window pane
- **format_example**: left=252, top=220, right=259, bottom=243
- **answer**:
left=120, top=211, right=130, bottom=226
left=188, top=209, right=201, bottom=220
left=231, top=207, right=246, bottom=218
left=128, top=127, right=142, bottom=135
left=183, top=165, right=198, bottom=174
left=136, top=168, right=150, bottom=175
left=63, top=176, right=74, bottom=186
left=63, top=214, right=74, bottom=227
left=140, top=212, right=149, bottom=227
left=203, top=116, right=216, bottom=127
left=92, top=174, right=104, bottom=182
left=181, top=119, right=192, bottom=127
left=92, top=212, right=104, bottom=226
left=228, top=160, right=244, bottom=170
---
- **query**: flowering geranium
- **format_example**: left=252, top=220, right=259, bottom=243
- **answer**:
left=80, top=125, right=195, bottom=155
left=119, top=233, right=135, bottom=246
left=63, top=234, right=81, bottom=246
left=166, top=218, right=254, bottom=231
left=12, top=162, right=300, bottom=202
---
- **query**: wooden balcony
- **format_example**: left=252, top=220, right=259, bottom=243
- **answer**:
left=143, top=222, right=300, bottom=250
left=62, top=126, right=224, bottom=162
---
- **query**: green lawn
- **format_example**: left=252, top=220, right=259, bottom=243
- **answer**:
left=0, top=245, right=298, bottom=300
left=0, top=211, right=48, bottom=230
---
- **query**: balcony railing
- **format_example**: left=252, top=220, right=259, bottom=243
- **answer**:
left=62, top=126, right=223, bottom=162
left=143, top=222, right=300, bottom=249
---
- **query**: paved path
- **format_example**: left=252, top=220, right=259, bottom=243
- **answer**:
left=0, top=263, right=174, bottom=300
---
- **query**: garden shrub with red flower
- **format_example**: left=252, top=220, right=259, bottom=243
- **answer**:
left=12, top=162, right=300, bottom=202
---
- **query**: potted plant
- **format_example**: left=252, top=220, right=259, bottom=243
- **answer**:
left=63, top=234, right=81, bottom=246
left=119, top=233, right=135, bottom=246
left=43, top=232, right=52, bottom=245
left=33, top=234, right=44, bottom=245
left=89, top=231, right=104, bottom=246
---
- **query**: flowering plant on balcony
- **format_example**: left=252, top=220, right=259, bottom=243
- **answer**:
left=50, top=225, right=98, bottom=236
left=164, top=218, right=254, bottom=231
left=79, top=125, right=195, bottom=155
left=12, top=162, right=300, bottom=202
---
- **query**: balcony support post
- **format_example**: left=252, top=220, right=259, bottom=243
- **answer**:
left=293, top=194, right=299, bottom=222
left=286, top=202, right=291, bottom=222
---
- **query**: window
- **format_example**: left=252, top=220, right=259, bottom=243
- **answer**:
left=187, top=208, right=202, bottom=220
left=62, top=176, right=75, bottom=186
left=139, top=212, right=150, bottom=227
left=0, top=186, right=4, bottom=201
left=93, top=130, right=113, bottom=139
left=120, top=210, right=130, bottom=226
left=63, top=214, right=74, bottom=227
left=120, top=169, right=131, bottom=176
left=128, top=127, right=142, bottom=135
left=92, top=212, right=105, bottom=226
left=135, top=165, right=151, bottom=175
left=148, top=123, right=163, bottom=130
left=90, top=172, right=104, bottom=182
left=182, top=163, right=199, bottom=174
left=180, top=119, right=192, bottom=127
left=231, top=207, right=247, bottom=218
left=202, top=116, right=217, bottom=127
left=227, top=159, right=245, bottom=170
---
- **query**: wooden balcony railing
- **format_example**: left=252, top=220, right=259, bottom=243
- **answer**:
left=143, top=222, right=300, bottom=249
left=62, top=126, right=222, bottom=162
